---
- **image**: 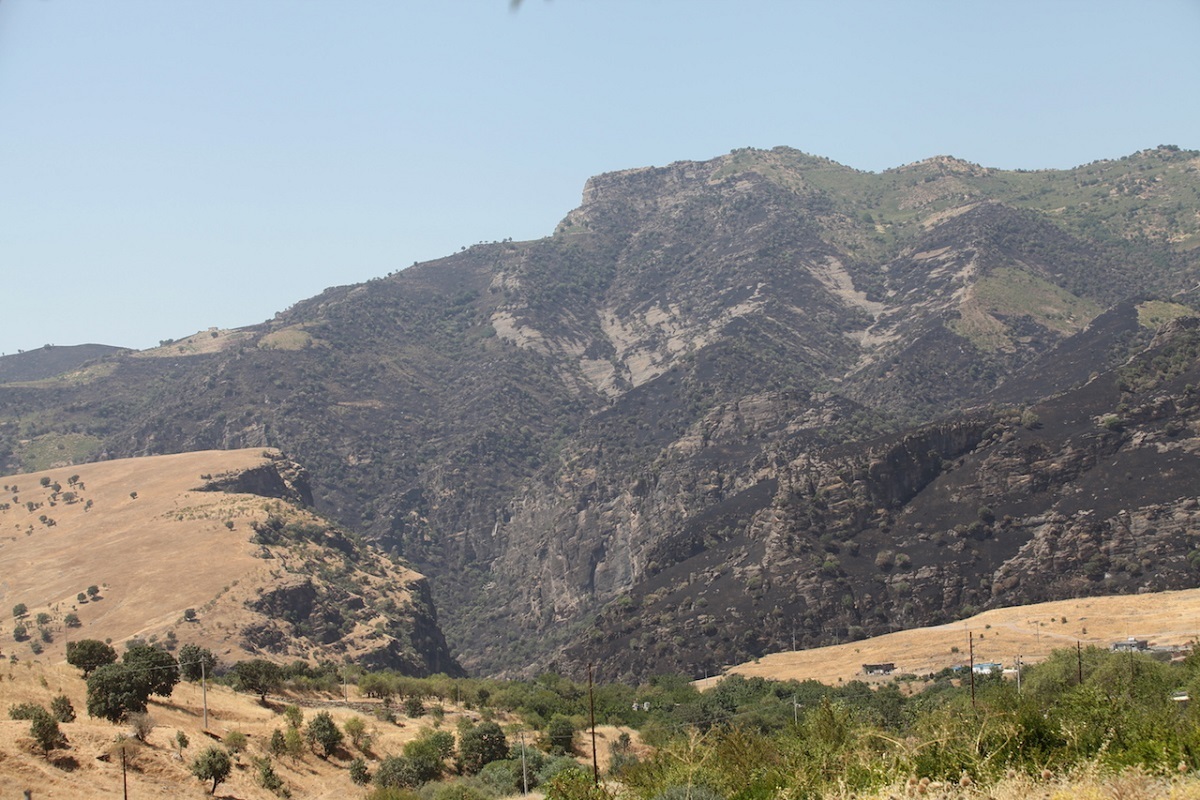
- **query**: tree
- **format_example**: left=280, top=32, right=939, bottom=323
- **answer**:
left=547, top=714, right=577, bottom=755
left=87, top=663, right=149, bottom=722
left=224, top=730, right=248, bottom=756
left=283, top=704, right=304, bottom=730
left=67, top=639, right=117, bottom=677
left=178, top=643, right=217, bottom=682
left=30, top=708, right=67, bottom=756
left=305, top=710, right=343, bottom=758
left=350, top=756, right=371, bottom=784
left=459, top=720, right=509, bottom=774
left=176, top=730, right=190, bottom=757
left=129, top=712, right=156, bottom=742
left=87, top=585, right=100, bottom=599
left=123, top=644, right=180, bottom=698
left=190, top=745, right=232, bottom=794
left=64, top=612, right=81, bottom=628
left=344, top=715, right=368, bottom=749
left=284, top=726, right=304, bottom=761
left=233, top=659, right=282, bottom=702
left=50, top=695, right=76, bottom=723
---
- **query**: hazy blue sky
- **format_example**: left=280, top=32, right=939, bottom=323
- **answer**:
left=2, top=0, right=1197, bottom=354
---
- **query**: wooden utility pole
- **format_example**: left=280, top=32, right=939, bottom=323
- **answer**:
left=588, top=663, right=599, bottom=787
left=520, top=731, right=530, bottom=794
left=201, top=658, right=209, bottom=730
left=969, top=631, right=976, bottom=710
left=1077, top=640, right=1084, bottom=685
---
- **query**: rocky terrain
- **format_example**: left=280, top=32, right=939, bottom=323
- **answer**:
left=2, top=145, right=1199, bottom=678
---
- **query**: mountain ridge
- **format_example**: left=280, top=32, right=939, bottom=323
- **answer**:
left=3, top=145, right=1200, bottom=679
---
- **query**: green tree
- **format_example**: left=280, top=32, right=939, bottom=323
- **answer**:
left=224, top=730, right=248, bottom=756
left=283, top=703, right=304, bottom=729
left=374, top=754, right=428, bottom=789
left=284, top=726, right=305, bottom=761
left=50, top=695, right=76, bottom=723
left=176, top=729, right=190, bottom=757
left=178, top=643, right=218, bottom=682
left=305, top=710, right=344, bottom=758
left=459, top=720, right=509, bottom=774
left=350, top=756, right=371, bottom=785
left=30, top=708, right=67, bottom=756
left=344, top=715, right=368, bottom=749
left=87, top=663, right=149, bottom=722
left=67, top=639, right=117, bottom=677
left=123, top=644, right=180, bottom=698
left=191, top=745, right=232, bottom=794
left=547, top=714, right=577, bottom=755
left=233, top=659, right=283, bottom=702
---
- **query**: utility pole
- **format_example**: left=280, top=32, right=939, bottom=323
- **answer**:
left=1016, top=654, right=1022, bottom=695
left=969, top=631, right=976, bottom=710
left=1077, top=640, right=1083, bottom=685
left=793, top=694, right=798, bottom=725
left=520, top=730, right=530, bottom=794
left=201, top=658, right=209, bottom=731
left=588, top=663, right=599, bottom=787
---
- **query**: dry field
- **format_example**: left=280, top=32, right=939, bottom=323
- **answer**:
left=698, top=589, right=1200, bottom=689
left=0, top=449, right=421, bottom=667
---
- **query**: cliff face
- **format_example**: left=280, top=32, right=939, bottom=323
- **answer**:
left=1, top=147, right=1200, bottom=677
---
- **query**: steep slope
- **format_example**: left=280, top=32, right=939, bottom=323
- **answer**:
left=0, top=146, right=1198, bottom=678
left=572, top=318, right=1200, bottom=679
left=0, top=449, right=459, bottom=675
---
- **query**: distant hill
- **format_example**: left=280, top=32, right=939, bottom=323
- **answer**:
left=699, top=588, right=1200, bottom=688
left=0, top=343, right=125, bottom=384
left=0, top=449, right=460, bottom=675
left=1, top=146, right=1199, bottom=679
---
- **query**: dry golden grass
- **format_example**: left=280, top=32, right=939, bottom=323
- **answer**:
left=0, top=449, right=420, bottom=666
left=699, top=590, right=1200, bottom=689
left=133, top=328, right=250, bottom=357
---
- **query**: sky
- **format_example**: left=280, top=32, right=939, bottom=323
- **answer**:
left=1, top=1, right=1198, bottom=355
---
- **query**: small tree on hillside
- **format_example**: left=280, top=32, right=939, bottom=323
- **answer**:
left=233, top=659, right=283, bottom=702
left=305, top=711, right=343, bottom=758
left=178, top=643, right=217, bottom=682
left=67, top=639, right=117, bottom=677
left=190, top=745, right=232, bottom=795
left=458, top=720, right=508, bottom=774
left=547, top=714, right=577, bottom=755
left=30, top=708, right=68, bottom=756
left=50, top=695, right=76, bottom=723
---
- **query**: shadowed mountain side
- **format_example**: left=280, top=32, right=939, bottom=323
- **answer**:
left=0, top=146, right=1198, bottom=678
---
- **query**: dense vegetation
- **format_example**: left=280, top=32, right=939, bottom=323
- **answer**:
left=237, top=645, right=1200, bottom=798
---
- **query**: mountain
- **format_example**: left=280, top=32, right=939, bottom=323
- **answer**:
left=0, top=449, right=460, bottom=675
left=0, top=343, right=127, bottom=384
left=1, top=145, right=1199, bottom=679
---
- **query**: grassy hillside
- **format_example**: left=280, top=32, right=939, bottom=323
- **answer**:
left=701, top=589, right=1200, bottom=688
left=0, top=449, right=457, bottom=674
